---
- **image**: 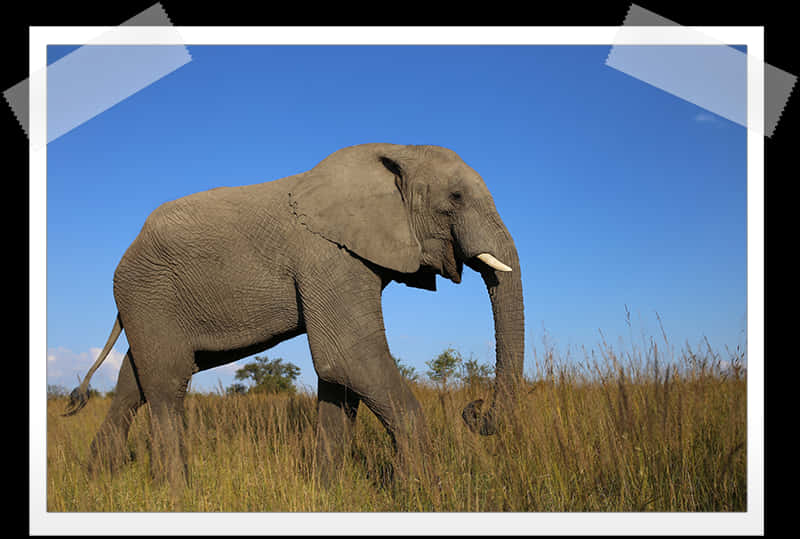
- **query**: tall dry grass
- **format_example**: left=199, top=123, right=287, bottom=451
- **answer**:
left=46, top=336, right=746, bottom=512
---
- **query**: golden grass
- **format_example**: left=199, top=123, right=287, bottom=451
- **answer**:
left=47, top=341, right=746, bottom=512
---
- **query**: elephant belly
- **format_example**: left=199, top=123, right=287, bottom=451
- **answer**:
left=178, top=272, right=305, bottom=357
left=193, top=326, right=306, bottom=373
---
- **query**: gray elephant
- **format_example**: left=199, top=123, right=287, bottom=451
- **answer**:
left=64, top=143, right=525, bottom=487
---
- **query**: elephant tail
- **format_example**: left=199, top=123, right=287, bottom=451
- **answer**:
left=62, top=314, right=123, bottom=417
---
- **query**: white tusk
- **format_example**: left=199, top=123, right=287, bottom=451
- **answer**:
left=477, top=253, right=512, bottom=272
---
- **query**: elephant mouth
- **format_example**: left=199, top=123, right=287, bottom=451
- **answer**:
left=442, top=241, right=464, bottom=284
left=444, top=245, right=513, bottom=284
left=441, top=238, right=514, bottom=285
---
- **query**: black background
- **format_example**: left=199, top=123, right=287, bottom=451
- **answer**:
left=14, top=1, right=779, bottom=531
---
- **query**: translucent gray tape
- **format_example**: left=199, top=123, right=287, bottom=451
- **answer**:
left=607, top=44, right=747, bottom=127
left=3, top=3, right=191, bottom=147
left=606, top=3, right=796, bottom=138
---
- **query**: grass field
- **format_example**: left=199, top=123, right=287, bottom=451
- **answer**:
left=46, top=339, right=746, bottom=512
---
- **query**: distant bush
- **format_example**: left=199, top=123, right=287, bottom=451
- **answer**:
left=392, top=354, right=419, bottom=381
left=47, top=385, right=68, bottom=400
left=459, top=356, right=494, bottom=388
left=230, top=355, right=301, bottom=395
left=225, top=383, right=249, bottom=396
left=426, top=348, right=462, bottom=387
left=424, top=348, right=494, bottom=389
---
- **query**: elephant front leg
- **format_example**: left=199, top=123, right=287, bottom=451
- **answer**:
left=298, top=262, right=433, bottom=485
left=315, top=378, right=360, bottom=485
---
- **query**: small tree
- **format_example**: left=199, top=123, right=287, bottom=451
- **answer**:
left=232, top=355, right=301, bottom=395
left=426, top=348, right=462, bottom=388
left=225, top=382, right=248, bottom=395
left=392, top=354, right=419, bottom=382
left=460, top=356, right=494, bottom=388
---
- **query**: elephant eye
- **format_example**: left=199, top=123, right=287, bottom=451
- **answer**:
left=449, top=191, right=463, bottom=203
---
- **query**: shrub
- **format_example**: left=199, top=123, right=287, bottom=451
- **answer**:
left=231, top=355, right=301, bottom=395
left=459, top=356, right=494, bottom=388
left=392, top=354, right=419, bottom=381
left=426, top=347, right=462, bottom=387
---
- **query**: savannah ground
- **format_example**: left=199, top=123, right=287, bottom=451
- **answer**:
left=46, top=338, right=746, bottom=512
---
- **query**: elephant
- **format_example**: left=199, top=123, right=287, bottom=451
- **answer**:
left=64, top=143, right=525, bottom=487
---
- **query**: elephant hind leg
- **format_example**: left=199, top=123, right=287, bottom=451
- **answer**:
left=123, top=332, right=194, bottom=495
left=145, top=390, right=190, bottom=496
left=139, top=372, right=193, bottom=495
left=87, top=349, right=145, bottom=476
left=315, top=378, right=360, bottom=484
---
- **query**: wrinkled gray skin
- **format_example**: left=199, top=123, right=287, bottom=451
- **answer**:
left=65, top=143, right=525, bottom=487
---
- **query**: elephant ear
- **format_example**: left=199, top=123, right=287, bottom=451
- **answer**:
left=289, top=145, right=422, bottom=275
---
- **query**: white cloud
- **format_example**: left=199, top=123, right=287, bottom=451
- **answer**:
left=46, top=346, right=125, bottom=392
left=693, top=111, right=722, bottom=124
left=89, top=347, right=125, bottom=371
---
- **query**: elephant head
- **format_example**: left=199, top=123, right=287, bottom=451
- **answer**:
left=290, top=143, right=524, bottom=435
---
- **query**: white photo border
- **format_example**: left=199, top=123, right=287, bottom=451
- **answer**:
left=30, top=26, right=764, bottom=535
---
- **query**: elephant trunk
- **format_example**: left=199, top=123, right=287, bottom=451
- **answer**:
left=460, top=218, right=525, bottom=436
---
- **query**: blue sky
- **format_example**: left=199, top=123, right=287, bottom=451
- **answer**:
left=45, top=45, right=747, bottom=393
